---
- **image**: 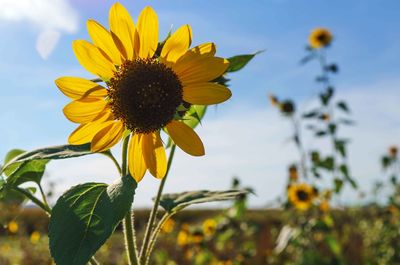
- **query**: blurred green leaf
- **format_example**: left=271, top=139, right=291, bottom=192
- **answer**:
left=325, top=235, right=342, bottom=257
left=334, top=140, right=347, bottom=157
left=315, top=130, right=327, bottom=137
left=318, top=157, right=334, bottom=171
left=158, top=189, right=251, bottom=213
left=49, top=175, right=136, bottom=265
left=381, top=156, right=391, bottom=169
left=339, top=164, right=357, bottom=189
left=334, top=178, right=343, bottom=193
left=226, top=51, right=263, bottom=73
left=319, top=87, right=334, bottom=106
left=302, top=110, right=320, bottom=119
left=336, top=101, right=350, bottom=113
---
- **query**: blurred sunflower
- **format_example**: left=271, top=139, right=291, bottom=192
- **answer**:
left=288, top=183, right=315, bottom=210
left=309, top=28, right=333, bottom=49
left=56, top=3, right=231, bottom=182
left=161, top=218, right=175, bottom=234
left=202, top=218, right=217, bottom=236
left=7, top=220, right=18, bottom=234
left=30, top=231, right=41, bottom=244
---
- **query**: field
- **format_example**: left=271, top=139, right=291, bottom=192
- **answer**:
left=1, top=205, right=399, bottom=265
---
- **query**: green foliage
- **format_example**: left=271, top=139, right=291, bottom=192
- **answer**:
left=2, top=144, right=94, bottom=172
left=158, top=189, right=251, bottom=213
left=183, top=105, right=207, bottom=129
left=226, top=51, right=263, bottom=73
left=2, top=149, right=48, bottom=186
left=49, top=175, right=136, bottom=265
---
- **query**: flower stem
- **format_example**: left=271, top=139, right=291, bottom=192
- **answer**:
left=88, top=257, right=100, bottom=265
left=120, top=135, right=140, bottom=265
left=38, top=183, right=50, bottom=210
left=144, top=213, right=175, bottom=265
left=123, top=211, right=140, bottom=265
left=102, top=151, right=122, bottom=175
left=139, top=144, right=176, bottom=264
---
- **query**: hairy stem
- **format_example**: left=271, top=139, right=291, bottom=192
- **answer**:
left=139, top=144, right=176, bottom=263
left=120, top=135, right=139, bottom=265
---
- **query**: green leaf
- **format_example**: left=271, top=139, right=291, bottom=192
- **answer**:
left=382, top=156, right=391, bottom=169
left=318, top=157, right=334, bottom=171
left=2, top=144, right=93, bottom=173
left=319, top=87, right=334, bottom=106
left=182, top=105, right=207, bottom=129
left=336, top=101, right=350, bottom=113
left=325, top=235, right=342, bottom=257
left=158, top=189, right=251, bottom=213
left=6, top=160, right=49, bottom=186
left=339, top=164, right=357, bottom=189
left=2, top=149, right=48, bottom=187
left=0, top=182, right=34, bottom=206
left=49, top=175, right=136, bottom=265
left=302, top=110, right=319, bottom=119
left=334, top=178, right=344, bottom=193
left=315, top=130, right=327, bottom=137
left=334, top=140, right=347, bottom=157
left=226, top=51, right=263, bottom=73
left=4, top=149, right=25, bottom=165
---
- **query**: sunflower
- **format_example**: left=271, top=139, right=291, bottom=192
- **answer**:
left=288, top=183, right=315, bottom=210
left=309, top=28, right=333, bottom=49
left=55, top=3, right=231, bottom=182
left=202, top=218, right=217, bottom=236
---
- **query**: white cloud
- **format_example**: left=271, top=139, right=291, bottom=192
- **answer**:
left=36, top=29, right=61, bottom=60
left=0, top=0, right=79, bottom=59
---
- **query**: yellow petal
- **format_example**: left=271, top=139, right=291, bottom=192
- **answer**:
left=55, top=77, right=107, bottom=100
left=137, top=6, right=158, bottom=59
left=173, top=43, right=216, bottom=68
left=161, top=24, right=192, bottom=63
left=166, top=121, right=205, bottom=156
left=109, top=2, right=136, bottom=60
left=141, top=132, right=167, bottom=179
left=91, top=121, right=124, bottom=152
left=68, top=112, right=112, bottom=145
left=173, top=55, right=229, bottom=85
left=128, top=134, right=147, bottom=182
left=63, top=98, right=108, bottom=123
left=87, top=19, right=122, bottom=65
left=190, top=43, right=216, bottom=57
left=183, top=82, right=232, bottom=105
left=72, top=40, right=116, bottom=80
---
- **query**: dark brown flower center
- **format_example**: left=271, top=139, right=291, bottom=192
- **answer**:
left=108, top=58, right=183, bottom=133
left=296, top=190, right=309, bottom=201
left=316, top=33, right=329, bottom=43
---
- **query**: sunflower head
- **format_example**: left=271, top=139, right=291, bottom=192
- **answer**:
left=279, top=100, right=295, bottom=115
left=7, top=220, right=18, bottom=233
left=309, top=28, right=333, bottom=49
left=56, top=2, right=231, bottom=183
left=288, top=183, right=315, bottom=210
left=108, top=58, right=183, bottom=134
left=389, top=146, right=398, bottom=158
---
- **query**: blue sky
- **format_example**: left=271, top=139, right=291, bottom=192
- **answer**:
left=0, top=0, right=399, bottom=207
